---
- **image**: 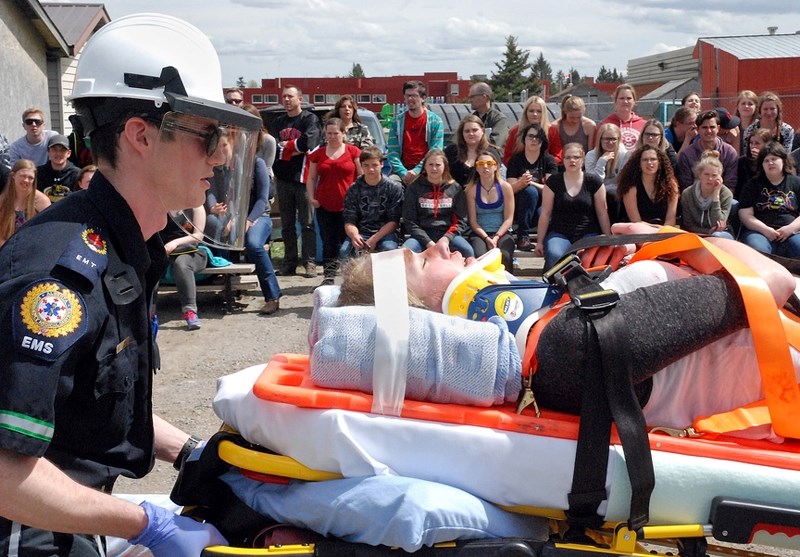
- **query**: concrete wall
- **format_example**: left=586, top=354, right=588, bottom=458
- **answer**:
left=0, top=2, right=53, bottom=143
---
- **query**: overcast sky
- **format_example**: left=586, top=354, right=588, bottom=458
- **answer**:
left=66, top=0, right=800, bottom=87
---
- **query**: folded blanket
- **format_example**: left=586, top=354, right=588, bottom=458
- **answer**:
left=309, top=286, right=522, bottom=407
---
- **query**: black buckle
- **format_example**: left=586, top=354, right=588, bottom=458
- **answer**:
left=542, top=254, right=584, bottom=289
left=573, top=289, right=620, bottom=311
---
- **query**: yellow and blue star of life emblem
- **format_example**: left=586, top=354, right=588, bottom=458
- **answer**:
left=14, top=281, right=88, bottom=361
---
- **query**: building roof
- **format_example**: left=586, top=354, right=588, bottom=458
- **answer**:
left=41, top=2, right=110, bottom=55
left=638, top=78, right=696, bottom=100
left=16, top=0, right=70, bottom=55
left=697, top=34, right=800, bottom=60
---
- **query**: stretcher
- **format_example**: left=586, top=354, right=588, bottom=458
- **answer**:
left=190, top=359, right=800, bottom=557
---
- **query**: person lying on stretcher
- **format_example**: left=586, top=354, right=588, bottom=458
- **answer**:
left=335, top=222, right=800, bottom=442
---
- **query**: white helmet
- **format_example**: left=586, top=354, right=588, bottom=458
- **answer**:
left=70, top=13, right=263, bottom=250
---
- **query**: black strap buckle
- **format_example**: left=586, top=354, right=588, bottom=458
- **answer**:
left=573, top=289, right=620, bottom=311
left=542, top=254, right=584, bottom=289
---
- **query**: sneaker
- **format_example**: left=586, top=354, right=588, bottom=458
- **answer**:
left=304, top=263, right=317, bottom=278
left=516, top=236, right=533, bottom=251
left=183, top=310, right=201, bottom=330
left=320, top=277, right=335, bottom=286
left=259, top=299, right=280, bottom=315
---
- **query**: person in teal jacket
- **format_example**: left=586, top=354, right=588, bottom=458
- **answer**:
left=387, top=80, right=444, bottom=185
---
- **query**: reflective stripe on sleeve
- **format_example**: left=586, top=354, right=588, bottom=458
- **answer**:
left=0, top=410, right=54, bottom=442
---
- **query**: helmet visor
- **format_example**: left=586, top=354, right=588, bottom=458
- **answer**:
left=159, top=110, right=260, bottom=250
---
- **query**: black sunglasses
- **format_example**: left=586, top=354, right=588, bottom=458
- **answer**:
left=24, top=118, right=44, bottom=126
left=146, top=116, right=223, bottom=157
left=225, top=98, right=243, bottom=105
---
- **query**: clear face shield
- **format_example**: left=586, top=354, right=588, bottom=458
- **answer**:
left=161, top=93, right=262, bottom=250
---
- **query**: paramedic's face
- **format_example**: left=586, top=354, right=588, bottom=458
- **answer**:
left=404, top=244, right=470, bottom=311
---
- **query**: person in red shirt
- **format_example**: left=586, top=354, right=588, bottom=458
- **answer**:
left=597, top=84, right=646, bottom=151
left=307, top=118, right=363, bottom=284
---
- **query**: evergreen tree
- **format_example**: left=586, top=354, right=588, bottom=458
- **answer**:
left=348, top=63, right=366, bottom=78
left=570, top=68, right=581, bottom=85
left=597, top=65, right=610, bottom=82
left=489, top=36, right=538, bottom=102
left=236, top=76, right=246, bottom=88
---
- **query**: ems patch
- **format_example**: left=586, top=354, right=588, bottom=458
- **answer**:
left=56, top=226, right=108, bottom=282
left=14, top=281, right=88, bottom=362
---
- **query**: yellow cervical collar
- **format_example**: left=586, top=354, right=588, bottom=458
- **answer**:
left=441, top=248, right=512, bottom=318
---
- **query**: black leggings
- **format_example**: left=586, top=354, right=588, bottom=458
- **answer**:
left=533, top=272, right=747, bottom=414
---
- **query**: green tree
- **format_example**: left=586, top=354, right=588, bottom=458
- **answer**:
left=531, top=52, right=552, bottom=83
left=236, top=76, right=246, bottom=88
left=552, top=69, right=567, bottom=94
left=348, top=63, right=366, bottom=78
left=489, top=36, right=538, bottom=101
left=247, top=79, right=259, bottom=88
left=570, top=68, right=581, bottom=85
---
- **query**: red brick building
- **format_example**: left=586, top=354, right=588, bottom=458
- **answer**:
left=240, top=72, right=473, bottom=110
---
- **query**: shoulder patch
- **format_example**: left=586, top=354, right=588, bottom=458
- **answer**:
left=55, top=226, right=108, bottom=282
left=13, top=280, right=88, bottom=362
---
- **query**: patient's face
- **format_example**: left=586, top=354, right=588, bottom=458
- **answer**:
left=404, top=244, right=471, bottom=311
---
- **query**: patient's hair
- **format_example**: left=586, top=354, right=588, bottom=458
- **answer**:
left=337, top=253, right=427, bottom=308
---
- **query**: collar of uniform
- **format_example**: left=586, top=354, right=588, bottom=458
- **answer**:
left=85, top=171, right=155, bottom=274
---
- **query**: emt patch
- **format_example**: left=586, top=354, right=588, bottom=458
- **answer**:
left=55, top=226, right=108, bottom=282
left=13, top=281, right=88, bottom=362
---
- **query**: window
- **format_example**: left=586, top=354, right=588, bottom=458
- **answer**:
left=314, top=94, right=325, bottom=104
left=357, top=94, right=371, bottom=104
left=372, top=94, right=387, bottom=104
left=251, top=94, right=263, bottom=104
left=266, top=94, right=279, bottom=103
left=326, top=94, right=340, bottom=104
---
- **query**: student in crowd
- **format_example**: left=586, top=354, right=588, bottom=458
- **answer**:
left=325, top=94, right=375, bottom=149
left=402, top=149, right=473, bottom=257
left=597, top=84, right=646, bottom=150
left=547, top=94, right=596, bottom=164
left=680, top=151, right=734, bottom=238
left=242, top=102, right=276, bottom=178
left=161, top=206, right=208, bottom=330
left=307, top=118, right=363, bottom=284
left=631, top=118, right=678, bottom=171
left=677, top=110, right=738, bottom=192
left=503, top=96, right=550, bottom=165
left=742, top=92, right=794, bottom=153
left=469, top=82, right=509, bottom=150
left=585, top=123, right=628, bottom=221
left=76, top=164, right=97, bottom=190
left=735, top=90, right=759, bottom=155
left=682, top=91, right=702, bottom=111
left=0, top=159, right=50, bottom=247
left=714, top=107, right=742, bottom=157
left=8, top=108, right=58, bottom=167
left=534, top=143, right=611, bottom=270
left=505, top=123, right=558, bottom=251
left=737, top=128, right=773, bottom=201
left=465, top=151, right=515, bottom=271
left=36, top=134, right=80, bottom=202
left=617, top=144, right=679, bottom=226
left=387, top=80, right=444, bottom=186
left=342, top=147, right=404, bottom=257
left=272, top=85, right=322, bottom=278
left=444, top=115, right=500, bottom=187
left=664, top=106, right=698, bottom=155
left=738, top=142, right=800, bottom=258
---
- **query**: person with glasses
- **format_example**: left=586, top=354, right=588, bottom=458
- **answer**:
left=631, top=119, right=678, bottom=171
left=402, top=149, right=473, bottom=258
left=506, top=123, right=557, bottom=251
left=0, top=13, right=263, bottom=555
left=468, top=82, right=509, bottom=150
left=8, top=108, right=58, bottom=167
left=585, top=123, right=629, bottom=221
left=617, top=144, right=679, bottom=226
left=465, top=151, right=515, bottom=270
left=503, top=95, right=551, bottom=165
left=535, top=143, right=611, bottom=271
left=387, top=80, right=444, bottom=186
left=224, top=87, right=244, bottom=106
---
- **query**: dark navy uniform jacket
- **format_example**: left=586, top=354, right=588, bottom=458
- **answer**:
left=0, top=172, right=168, bottom=490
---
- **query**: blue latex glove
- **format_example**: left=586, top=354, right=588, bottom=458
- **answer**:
left=128, top=501, right=228, bottom=556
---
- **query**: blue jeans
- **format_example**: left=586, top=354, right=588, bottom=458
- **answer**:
left=543, top=231, right=598, bottom=271
left=403, top=235, right=475, bottom=258
left=514, top=185, right=540, bottom=238
left=740, top=228, right=800, bottom=258
left=245, top=215, right=281, bottom=301
left=339, top=232, right=399, bottom=258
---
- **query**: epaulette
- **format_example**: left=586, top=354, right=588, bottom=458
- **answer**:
left=53, top=225, right=109, bottom=288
